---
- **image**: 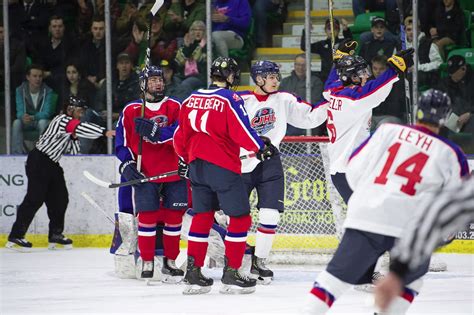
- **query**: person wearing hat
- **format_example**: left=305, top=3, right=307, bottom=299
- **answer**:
left=359, top=15, right=400, bottom=44
left=437, top=55, right=474, bottom=134
left=6, top=95, right=115, bottom=251
left=359, top=17, right=398, bottom=66
left=300, top=17, right=353, bottom=81
left=160, top=59, right=184, bottom=99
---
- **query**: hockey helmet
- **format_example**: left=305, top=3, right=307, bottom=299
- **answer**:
left=416, top=89, right=452, bottom=126
left=336, top=55, right=371, bottom=85
left=139, top=65, right=164, bottom=101
left=250, top=60, right=281, bottom=83
left=67, top=95, right=87, bottom=108
left=210, top=56, right=241, bottom=87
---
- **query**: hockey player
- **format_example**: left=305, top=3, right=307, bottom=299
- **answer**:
left=6, top=96, right=115, bottom=251
left=303, top=89, right=469, bottom=314
left=115, top=65, right=187, bottom=283
left=237, top=60, right=328, bottom=284
left=174, top=56, right=276, bottom=295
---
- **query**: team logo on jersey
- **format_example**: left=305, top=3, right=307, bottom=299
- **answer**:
left=251, top=107, right=276, bottom=135
left=150, top=115, right=168, bottom=127
left=232, top=93, right=241, bottom=102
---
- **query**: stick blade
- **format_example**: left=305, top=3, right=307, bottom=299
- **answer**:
left=150, top=0, right=164, bottom=16
left=83, top=170, right=112, bottom=188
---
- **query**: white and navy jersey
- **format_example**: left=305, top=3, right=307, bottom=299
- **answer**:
left=322, top=67, right=399, bottom=175
left=238, top=91, right=327, bottom=173
left=345, top=123, right=469, bottom=237
left=391, top=176, right=474, bottom=273
left=36, top=114, right=105, bottom=163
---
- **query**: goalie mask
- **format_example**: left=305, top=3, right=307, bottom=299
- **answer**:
left=416, top=89, right=452, bottom=126
left=336, top=55, right=372, bottom=86
left=250, top=60, right=281, bottom=94
left=139, top=65, right=165, bottom=102
left=210, top=56, right=241, bottom=88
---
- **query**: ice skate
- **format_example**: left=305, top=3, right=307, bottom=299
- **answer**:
left=5, top=237, right=32, bottom=252
left=48, top=234, right=73, bottom=250
left=220, top=258, right=256, bottom=294
left=161, top=257, right=184, bottom=284
left=250, top=253, right=274, bottom=285
left=183, top=256, right=213, bottom=295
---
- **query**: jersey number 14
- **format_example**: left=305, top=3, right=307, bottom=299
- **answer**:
left=374, top=142, right=429, bottom=196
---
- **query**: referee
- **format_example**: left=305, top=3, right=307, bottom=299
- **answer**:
left=375, top=177, right=474, bottom=310
left=6, top=96, right=115, bottom=251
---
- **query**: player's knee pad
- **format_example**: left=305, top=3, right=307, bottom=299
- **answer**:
left=227, top=214, right=252, bottom=233
left=258, top=208, right=280, bottom=234
left=311, top=270, right=351, bottom=303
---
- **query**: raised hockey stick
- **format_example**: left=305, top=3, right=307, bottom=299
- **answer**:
left=328, top=0, right=336, bottom=51
left=81, top=192, right=115, bottom=225
left=396, top=0, right=413, bottom=124
left=137, top=0, right=164, bottom=172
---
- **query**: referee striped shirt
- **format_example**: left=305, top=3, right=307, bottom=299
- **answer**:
left=36, top=114, right=106, bottom=162
left=390, top=177, right=474, bottom=277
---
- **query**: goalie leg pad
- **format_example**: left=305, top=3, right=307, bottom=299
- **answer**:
left=255, top=208, right=280, bottom=259
left=111, top=212, right=138, bottom=255
left=114, top=254, right=137, bottom=279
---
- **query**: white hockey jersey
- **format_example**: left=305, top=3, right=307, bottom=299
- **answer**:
left=345, top=123, right=469, bottom=237
left=238, top=91, right=327, bottom=173
left=322, top=67, right=399, bottom=175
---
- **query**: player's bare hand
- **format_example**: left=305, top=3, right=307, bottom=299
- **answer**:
left=374, top=272, right=403, bottom=311
left=458, top=112, right=471, bottom=126
left=105, top=130, right=116, bottom=138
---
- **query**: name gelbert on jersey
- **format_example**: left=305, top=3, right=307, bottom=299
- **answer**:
left=398, top=127, right=433, bottom=152
left=186, top=96, right=225, bottom=112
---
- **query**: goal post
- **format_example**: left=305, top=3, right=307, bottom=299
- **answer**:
left=247, top=136, right=346, bottom=264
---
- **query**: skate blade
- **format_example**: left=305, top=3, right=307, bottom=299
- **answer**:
left=354, top=283, right=374, bottom=293
left=161, top=274, right=183, bottom=284
left=48, top=243, right=73, bottom=250
left=5, top=242, right=31, bottom=252
left=219, top=284, right=256, bottom=294
left=182, top=284, right=212, bottom=295
left=249, top=273, right=272, bottom=285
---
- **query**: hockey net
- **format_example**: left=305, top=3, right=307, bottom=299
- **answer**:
left=247, top=136, right=346, bottom=265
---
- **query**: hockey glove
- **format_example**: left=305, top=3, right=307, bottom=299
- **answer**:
left=387, top=48, right=414, bottom=73
left=256, top=136, right=278, bottom=161
left=119, top=160, right=145, bottom=183
left=333, top=39, right=358, bottom=62
left=134, top=117, right=160, bottom=143
left=178, top=158, right=189, bottom=179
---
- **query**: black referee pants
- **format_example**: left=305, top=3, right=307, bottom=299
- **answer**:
left=9, top=149, right=69, bottom=239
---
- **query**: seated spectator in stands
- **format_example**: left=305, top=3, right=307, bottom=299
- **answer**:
left=252, top=0, right=287, bottom=47
left=31, top=15, right=78, bottom=94
left=430, top=0, right=465, bottom=59
left=370, top=55, right=405, bottom=130
left=59, top=62, right=97, bottom=114
left=437, top=55, right=474, bottom=134
left=77, top=0, right=120, bottom=41
left=80, top=16, right=108, bottom=89
left=12, top=64, right=57, bottom=154
left=279, top=54, right=325, bottom=136
left=300, top=18, right=352, bottom=82
left=211, top=0, right=251, bottom=58
left=175, top=20, right=207, bottom=97
left=404, top=16, right=442, bottom=87
left=125, top=14, right=177, bottom=67
left=359, top=17, right=398, bottom=65
left=164, top=0, right=206, bottom=40
left=161, top=59, right=184, bottom=99
left=0, top=24, right=26, bottom=92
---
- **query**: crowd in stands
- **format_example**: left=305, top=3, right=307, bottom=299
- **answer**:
left=1, top=0, right=473, bottom=154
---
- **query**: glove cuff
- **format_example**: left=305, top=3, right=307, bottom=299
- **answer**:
left=119, top=160, right=136, bottom=175
left=388, top=55, right=407, bottom=72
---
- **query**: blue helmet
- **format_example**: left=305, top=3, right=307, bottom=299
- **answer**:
left=336, top=55, right=371, bottom=85
left=210, top=56, right=240, bottom=87
left=139, top=65, right=164, bottom=101
left=250, top=60, right=281, bottom=83
left=416, top=89, right=452, bottom=126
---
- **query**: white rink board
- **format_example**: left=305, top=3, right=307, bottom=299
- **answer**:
left=0, top=155, right=118, bottom=234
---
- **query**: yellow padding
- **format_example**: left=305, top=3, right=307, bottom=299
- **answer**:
left=287, top=10, right=354, bottom=18
left=256, top=47, right=304, bottom=55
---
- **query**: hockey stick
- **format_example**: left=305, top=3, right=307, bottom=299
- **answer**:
left=83, top=170, right=178, bottom=189
left=137, top=0, right=164, bottom=171
left=328, top=0, right=336, bottom=51
left=396, top=0, right=413, bottom=124
left=81, top=192, right=115, bottom=225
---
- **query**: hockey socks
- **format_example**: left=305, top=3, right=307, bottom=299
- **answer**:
left=162, top=208, right=185, bottom=260
left=225, top=214, right=252, bottom=269
left=378, top=279, right=422, bottom=315
left=303, top=271, right=350, bottom=314
left=255, top=208, right=280, bottom=259
left=187, top=211, right=215, bottom=267
left=137, top=211, right=161, bottom=261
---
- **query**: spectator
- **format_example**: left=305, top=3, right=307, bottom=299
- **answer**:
left=164, top=0, right=206, bottom=40
left=175, top=20, right=207, bottom=97
left=60, top=63, right=97, bottom=114
left=8, top=0, right=50, bottom=49
left=31, top=15, right=79, bottom=94
left=12, top=64, right=57, bottom=154
left=0, top=25, right=26, bottom=92
left=77, top=0, right=120, bottom=41
left=370, top=55, right=405, bottom=129
left=124, top=14, right=177, bottom=68
left=252, top=0, right=287, bottom=47
left=359, top=17, right=398, bottom=65
left=404, top=16, right=443, bottom=87
left=437, top=55, right=474, bottom=134
left=161, top=59, right=184, bottom=99
left=211, top=0, right=251, bottom=58
left=80, top=15, right=107, bottom=89
left=279, top=54, right=325, bottom=136
left=300, top=18, right=353, bottom=82
left=430, top=0, right=465, bottom=58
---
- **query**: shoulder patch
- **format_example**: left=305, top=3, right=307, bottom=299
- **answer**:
left=232, top=93, right=242, bottom=102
